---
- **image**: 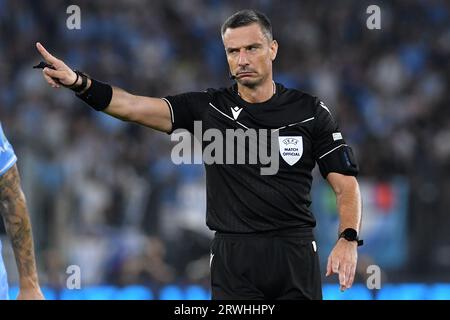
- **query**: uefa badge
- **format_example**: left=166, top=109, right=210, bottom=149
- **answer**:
left=278, top=136, right=303, bottom=166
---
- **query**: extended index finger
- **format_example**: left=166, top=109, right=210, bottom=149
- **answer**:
left=339, top=265, right=347, bottom=289
left=36, top=42, right=59, bottom=64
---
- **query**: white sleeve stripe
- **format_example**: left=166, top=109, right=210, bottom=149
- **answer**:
left=318, top=144, right=347, bottom=159
left=161, top=98, right=174, bottom=124
left=300, top=117, right=315, bottom=124
left=0, top=155, right=17, bottom=176
left=272, top=117, right=315, bottom=132
left=319, top=101, right=331, bottom=115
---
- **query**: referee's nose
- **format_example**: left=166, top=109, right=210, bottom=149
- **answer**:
left=238, top=50, right=250, bottom=67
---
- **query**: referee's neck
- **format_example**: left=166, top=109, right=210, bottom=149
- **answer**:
left=237, top=78, right=275, bottom=104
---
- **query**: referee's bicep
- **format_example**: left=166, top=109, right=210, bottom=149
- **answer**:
left=130, top=96, right=173, bottom=133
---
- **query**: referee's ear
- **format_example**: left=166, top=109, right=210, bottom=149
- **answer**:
left=270, top=40, right=278, bottom=61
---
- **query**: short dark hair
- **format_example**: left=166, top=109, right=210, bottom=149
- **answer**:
left=221, top=9, right=273, bottom=41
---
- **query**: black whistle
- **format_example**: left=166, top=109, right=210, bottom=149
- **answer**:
left=33, top=61, right=62, bottom=84
left=33, top=61, right=56, bottom=70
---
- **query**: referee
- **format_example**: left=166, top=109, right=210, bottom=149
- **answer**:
left=36, top=9, right=362, bottom=300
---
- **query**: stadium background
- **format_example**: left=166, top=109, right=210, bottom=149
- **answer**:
left=0, top=0, right=449, bottom=299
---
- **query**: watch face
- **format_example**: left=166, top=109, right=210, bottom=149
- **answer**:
left=343, top=228, right=357, bottom=241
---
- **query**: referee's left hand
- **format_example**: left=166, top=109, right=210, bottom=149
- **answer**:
left=325, top=238, right=358, bottom=291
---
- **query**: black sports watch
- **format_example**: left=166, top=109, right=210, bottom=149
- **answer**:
left=339, top=228, right=363, bottom=246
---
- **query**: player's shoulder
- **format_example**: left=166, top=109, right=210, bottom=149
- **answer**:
left=0, top=123, right=17, bottom=176
left=0, top=123, right=14, bottom=149
left=0, top=123, right=5, bottom=137
left=0, top=123, right=8, bottom=146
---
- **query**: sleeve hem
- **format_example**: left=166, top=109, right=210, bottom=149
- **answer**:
left=161, top=98, right=175, bottom=135
left=161, top=98, right=174, bottom=124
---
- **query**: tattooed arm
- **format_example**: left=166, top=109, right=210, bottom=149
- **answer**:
left=0, top=164, right=44, bottom=300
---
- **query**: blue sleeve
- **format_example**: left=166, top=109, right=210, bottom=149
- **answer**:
left=0, top=124, right=17, bottom=176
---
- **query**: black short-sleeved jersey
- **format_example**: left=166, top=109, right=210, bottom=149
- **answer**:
left=164, top=82, right=358, bottom=233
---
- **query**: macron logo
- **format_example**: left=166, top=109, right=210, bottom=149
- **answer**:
left=231, top=106, right=243, bottom=120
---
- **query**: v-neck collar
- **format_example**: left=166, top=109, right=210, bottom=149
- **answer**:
left=231, top=82, right=281, bottom=109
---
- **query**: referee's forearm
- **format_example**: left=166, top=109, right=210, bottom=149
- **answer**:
left=95, top=86, right=172, bottom=132
left=103, top=86, right=137, bottom=121
left=335, top=177, right=362, bottom=234
left=72, top=73, right=134, bottom=121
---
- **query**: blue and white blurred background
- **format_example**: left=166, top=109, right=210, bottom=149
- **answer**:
left=0, top=0, right=449, bottom=299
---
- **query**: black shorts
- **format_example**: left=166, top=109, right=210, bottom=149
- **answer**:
left=210, top=228, right=322, bottom=300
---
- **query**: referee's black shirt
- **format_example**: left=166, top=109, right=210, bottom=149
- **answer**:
left=164, top=82, right=357, bottom=233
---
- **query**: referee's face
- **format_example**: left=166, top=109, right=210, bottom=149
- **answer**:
left=223, top=23, right=278, bottom=87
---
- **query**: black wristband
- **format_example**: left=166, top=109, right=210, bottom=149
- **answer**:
left=76, top=78, right=113, bottom=111
left=65, top=71, right=79, bottom=88
left=69, top=70, right=88, bottom=93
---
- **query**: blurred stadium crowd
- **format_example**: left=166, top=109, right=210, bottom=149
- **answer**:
left=0, top=0, right=449, bottom=295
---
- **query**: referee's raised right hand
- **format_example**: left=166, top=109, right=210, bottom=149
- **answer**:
left=36, top=42, right=78, bottom=88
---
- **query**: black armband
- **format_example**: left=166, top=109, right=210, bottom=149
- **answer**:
left=317, top=145, right=359, bottom=178
left=76, top=78, right=113, bottom=111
